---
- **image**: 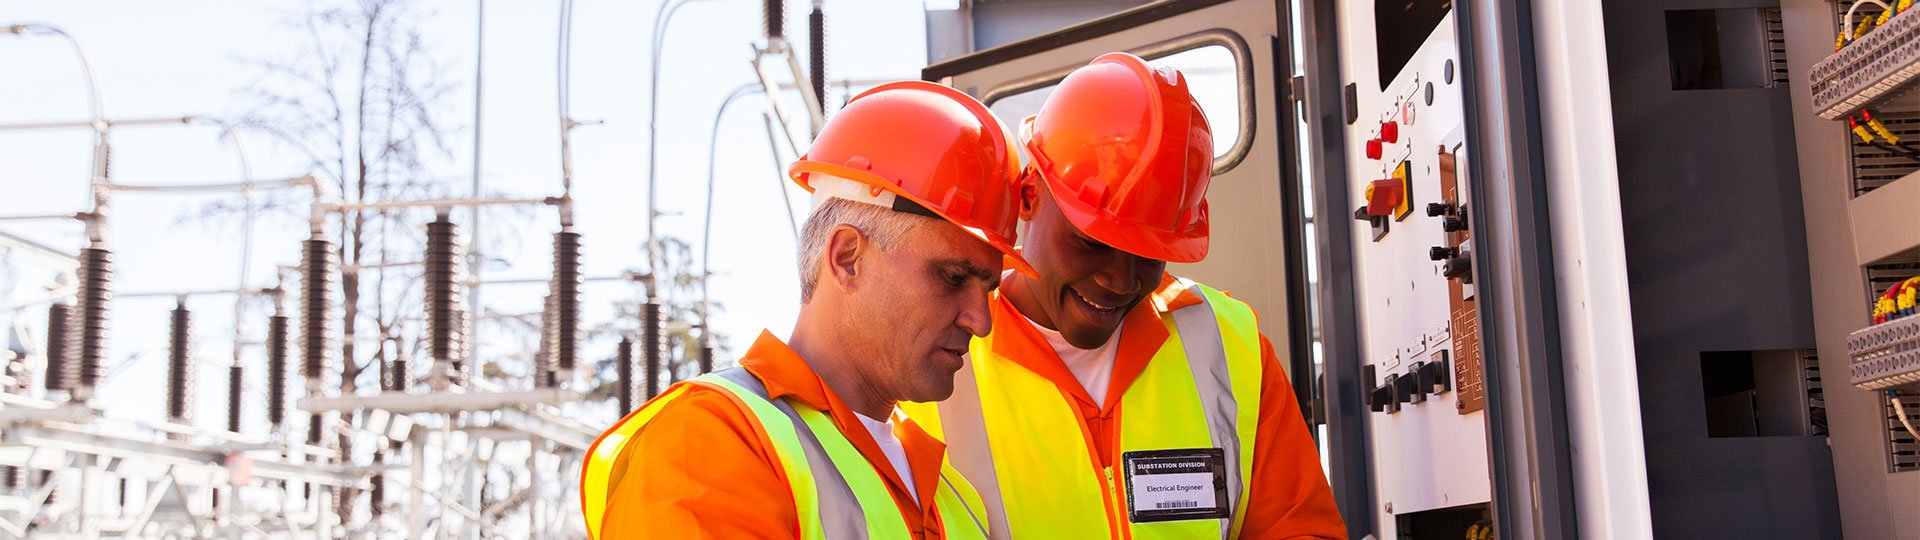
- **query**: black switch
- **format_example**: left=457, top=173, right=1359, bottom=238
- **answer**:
left=1426, top=202, right=1455, bottom=217
left=1373, top=374, right=1401, bottom=414
left=1361, top=364, right=1378, bottom=409
left=1421, top=351, right=1453, bottom=394
left=1442, top=216, right=1468, bottom=232
left=1429, top=246, right=1456, bottom=261
left=1394, top=369, right=1423, bottom=404
left=1443, top=256, right=1472, bottom=279
left=1403, top=362, right=1428, bottom=403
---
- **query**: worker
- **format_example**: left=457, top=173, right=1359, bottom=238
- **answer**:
left=899, top=53, right=1346, bottom=539
left=579, top=80, right=1033, bottom=539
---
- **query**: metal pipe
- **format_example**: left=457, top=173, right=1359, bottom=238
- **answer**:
left=648, top=0, right=719, bottom=300
left=474, top=0, right=490, bottom=379
left=4, top=24, right=107, bottom=235
left=0, top=212, right=86, bottom=222
left=100, top=175, right=312, bottom=193
left=315, top=196, right=556, bottom=213
left=759, top=112, right=801, bottom=239
left=472, top=274, right=634, bottom=286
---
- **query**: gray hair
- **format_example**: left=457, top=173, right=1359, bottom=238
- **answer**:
left=797, top=197, right=931, bottom=303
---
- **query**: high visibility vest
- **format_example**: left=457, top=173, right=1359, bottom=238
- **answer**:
left=581, top=368, right=991, bottom=540
left=902, top=279, right=1264, bottom=539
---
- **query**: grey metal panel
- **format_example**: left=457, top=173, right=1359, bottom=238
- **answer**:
left=1301, top=0, right=1375, bottom=535
left=1600, top=0, right=1840, bottom=537
left=1453, top=0, right=1581, bottom=536
left=968, top=0, right=1150, bottom=50
left=1779, top=0, right=1908, bottom=536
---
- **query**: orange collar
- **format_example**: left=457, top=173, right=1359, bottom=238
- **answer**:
left=987, top=272, right=1204, bottom=411
left=737, top=331, right=947, bottom=512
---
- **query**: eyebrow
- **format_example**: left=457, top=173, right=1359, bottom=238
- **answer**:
left=934, top=259, right=1002, bottom=290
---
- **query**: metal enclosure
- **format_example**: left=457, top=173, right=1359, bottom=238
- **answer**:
left=929, top=0, right=1880, bottom=537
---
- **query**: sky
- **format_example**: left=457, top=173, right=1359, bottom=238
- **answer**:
left=0, top=0, right=932, bottom=432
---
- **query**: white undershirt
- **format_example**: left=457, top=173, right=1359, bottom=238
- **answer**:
left=1020, top=311, right=1122, bottom=405
left=856, top=412, right=918, bottom=504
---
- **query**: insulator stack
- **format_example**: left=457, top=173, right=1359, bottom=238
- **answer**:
left=307, top=416, right=323, bottom=445
left=424, top=216, right=467, bottom=382
left=301, top=239, right=336, bottom=384
left=227, top=365, right=243, bottom=433
left=616, top=337, right=635, bottom=415
left=2, top=466, right=18, bottom=492
left=39, top=471, right=55, bottom=505
left=809, top=4, right=827, bottom=112
left=43, top=303, right=70, bottom=393
left=550, top=230, right=582, bottom=373
left=699, top=341, right=714, bottom=375
left=764, top=0, right=786, bottom=39
left=389, top=346, right=411, bottom=392
left=642, top=299, right=664, bottom=398
left=535, top=294, right=554, bottom=389
left=3, top=350, right=24, bottom=396
left=266, top=314, right=290, bottom=428
left=167, top=303, right=194, bottom=424
left=366, top=472, right=382, bottom=515
left=73, top=246, right=112, bottom=398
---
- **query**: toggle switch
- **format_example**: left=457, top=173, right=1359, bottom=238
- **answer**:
left=1365, top=179, right=1404, bottom=217
left=1427, top=202, right=1456, bottom=217
left=1443, top=256, right=1472, bottom=280
left=1421, top=350, right=1453, bottom=394
left=1429, top=246, right=1457, bottom=261
left=1442, top=216, right=1468, bottom=232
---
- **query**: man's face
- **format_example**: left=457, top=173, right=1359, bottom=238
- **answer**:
left=845, top=220, right=1002, bottom=404
left=1019, top=183, right=1166, bottom=349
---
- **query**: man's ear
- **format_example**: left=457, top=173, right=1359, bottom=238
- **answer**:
left=825, top=224, right=866, bottom=292
left=1018, top=170, right=1041, bottom=221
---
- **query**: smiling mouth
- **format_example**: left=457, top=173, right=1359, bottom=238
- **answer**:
left=1069, top=287, right=1125, bottom=316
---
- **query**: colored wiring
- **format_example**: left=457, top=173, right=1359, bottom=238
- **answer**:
left=1842, top=0, right=1899, bottom=48
left=1894, top=391, right=1920, bottom=443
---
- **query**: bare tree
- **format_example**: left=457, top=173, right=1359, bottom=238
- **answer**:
left=235, top=0, right=458, bottom=524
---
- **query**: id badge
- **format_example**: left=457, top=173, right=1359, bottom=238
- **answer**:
left=1120, top=448, right=1231, bottom=523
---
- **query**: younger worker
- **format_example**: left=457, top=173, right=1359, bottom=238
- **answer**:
left=903, top=53, right=1346, bottom=539
left=581, top=81, right=1031, bottom=539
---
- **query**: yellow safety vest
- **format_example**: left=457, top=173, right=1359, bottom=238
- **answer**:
left=902, top=279, right=1264, bottom=539
left=581, top=368, right=991, bottom=540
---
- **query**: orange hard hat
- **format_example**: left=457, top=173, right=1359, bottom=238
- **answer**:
left=789, top=80, right=1035, bottom=276
left=1022, top=52, right=1213, bottom=263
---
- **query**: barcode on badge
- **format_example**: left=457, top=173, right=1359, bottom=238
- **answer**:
left=1154, top=500, right=1199, bottom=509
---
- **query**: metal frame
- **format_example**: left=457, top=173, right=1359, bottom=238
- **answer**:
left=1452, top=0, right=1579, bottom=536
left=971, top=29, right=1260, bottom=175
left=1297, top=0, right=1375, bottom=535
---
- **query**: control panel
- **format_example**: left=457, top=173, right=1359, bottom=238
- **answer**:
left=1336, top=0, right=1492, bottom=533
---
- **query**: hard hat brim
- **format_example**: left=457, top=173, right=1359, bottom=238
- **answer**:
left=791, top=161, right=1039, bottom=278
left=1036, top=170, right=1209, bottom=264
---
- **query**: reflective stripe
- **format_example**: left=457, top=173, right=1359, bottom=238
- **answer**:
left=1193, top=285, right=1265, bottom=540
left=941, top=358, right=1014, bottom=539
left=581, top=366, right=987, bottom=539
left=1169, top=281, right=1240, bottom=539
left=914, top=278, right=1265, bottom=539
left=702, top=370, right=835, bottom=540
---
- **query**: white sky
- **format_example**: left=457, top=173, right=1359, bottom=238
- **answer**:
left=0, top=0, right=931, bottom=431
